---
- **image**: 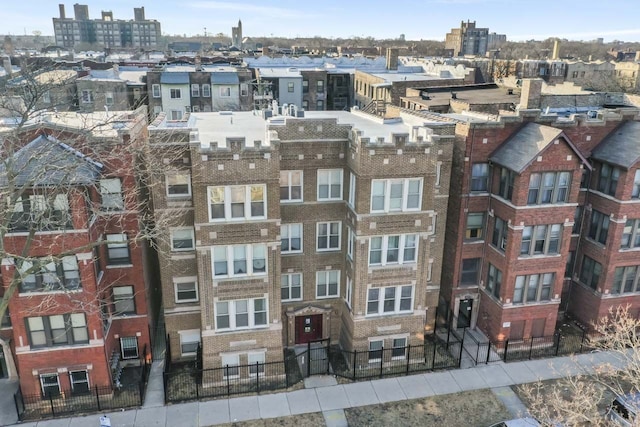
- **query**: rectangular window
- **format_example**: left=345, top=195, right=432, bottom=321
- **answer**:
left=366, top=285, right=413, bottom=316
left=240, top=83, right=248, bottom=97
left=202, top=84, right=211, bottom=97
left=491, top=216, right=508, bottom=252
left=281, top=223, right=303, bottom=254
left=212, top=244, right=267, bottom=278
left=471, top=163, right=489, bottom=192
left=345, top=276, right=353, bottom=308
left=461, top=258, right=480, bottom=286
left=41, top=373, right=61, bottom=397
left=120, top=336, right=138, bottom=359
left=69, top=370, right=90, bottom=394
left=612, top=265, right=640, bottom=294
left=347, top=227, right=355, bottom=260
left=392, top=337, right=407, bottom=360
left=19, top=256, right=80, bottom=292
left=170, top=228, right=195, bottom=251
left=219, top=86, right=231, bottom=97
left=317, top=80, right=324, bottom=93
left=174, top=278, right=198, bottom=303
left=485, top=264, right=502, bottom=299
left=465, top=213, right=485, bottom=240
left=10, top=193, right=71, bottom=231
left=100, top=178, right=124, bottom=210
left=105, top=91, right=114, bottom=106
left=166, top=174, right=191, bottom=197
left=81, top=90, right=94, bottom=103
left=215, top=298, right=268, bottom=330
left=316, top=100, right=324, bottom=110
left=208, top=185, right=266, bottom=221
left=248, top=352, right=265, bottom=375
left=348, top=172, right=356, bottom=208
left=302, top=80, right=309, bottom=93
left=317, top=221, right=341, bottom=251
left=281, top=273, right=302, bottom=301
left=580, top=255, right=602, bottom=290
left=368, top=340, right=383, bottom=363
left=279, top=171, right=303, bottom=202
left=191, top=84, right=200, bottom=97
left=221, top=354, right=239, bottom=379
left=316, top=270, right=340, bottom=298
left=179, top=330, right=200, bottom=356
left=370, top=178, right=422, bottom=213
left=170, top=110, right=183, bottom=120
left=597, top=163, right=620, bottom=197
left=588, top=210, right=610, bottom=245
left=152, top=84, right=161, bottom=98
left=287, top=82, right=294, bottom=92
left=572, top=206, right=583, bottom=234
left=113, top=286, right=135, bottom=315
left=368, top=234, right=417, bottom=266
left=527, top=172, right=571, bottom=204
left=26, top=313, right=88, bottom=348
left=621, top=219, right=640, bottom=249
left=106, top=233, right=131, bottom=265
left=633, top=170, right=640, bottom=199
left=170, top=88, right=181, bottom=99
left=513, top=273, right=554, bottom=304
left=498, top=168, right=515, bottom=201
left=520, top=224, right=562, bottom=256
left=317, top=169, right=343, bottom=201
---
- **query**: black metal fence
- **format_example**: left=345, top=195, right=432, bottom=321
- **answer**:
left=498, top=331, right=591, bottom=362
left=14, top=345, right=151, bottom=422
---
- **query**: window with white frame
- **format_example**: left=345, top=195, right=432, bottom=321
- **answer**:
left=281, top=273, right=302, bottom=301
left=317, top=169, right=343, bottom=201
left=219, top=86, right=231, bottom=97
left=202, top=84, right=211, bottom=98
left=317, top=221, right=341, bottom=251
left=174, top=278, right=198, bottom=303
left=215, top=298, right=268, bottom=330
left=527, top=172, right=571, bottom=205
left=520, top=224, right=562, bottom=256
left=392, top=337, right=407, bottom=359
left=348, top=172, right=356, bottom=208
left=248, top=352, right=265, bottom=375
left=152, top=84, right=161, bottom=98
left=465, top=213, right=485, bottom=241
left=40, top=373, right=60, bottom=397
left=279, top=171, right=303, bottom=202
left=179, top=330, right=200, bottom=356
left=632, top=170, right=640, bottom=199
left=471, top=163, right=489, bottom=192
left=621, top=219, right=640, bottom=249
left=221, top=353, right=239, bottom=378
left=69, top=370, right=90, bottom=394
left=208, top=185, right=266, bottom=221
left=191, top=84, right=200, bottom=97
left=81, top=90, right=94, bottom=103
left=170, top=228, right=195, bottom=251
left=120, top=336, right=138, bottom=359
left=166, top=174, right=191, bottom=197
left=612, top=265, right=640, bottom=294
left=106, top=233, right=130, bottom=265
left=485, top=264, right=502, bottom=299
left=316, top=270, right=340, bottom=298
left=105, top=91, right=114, bottom=106
left=287, top=82, right=294, bottom=92
left=170, top=110, right=183, bottom=120
left=100, top=178, right=124, bottom=210
left=368, top=234, right=417, bottom=266
left=113, top=286, right=135, bottom=314
left=370, top=178, right=422, bottom=213
left=366, top=285, right=413, bottom=316
left=19, top=256, right=80, bottom=292
left=27, top=313, right=88, bottom=348
left=212, top=244, right=267, bottom=278
left=347, top=227, right=355, bottom=260
left=368, top=340, right=383, bottom=363
left=513, top=273, right=554, bottom=304
left=170, top=88, right=181, bottom=99
left=240, top=83, right=248, bottom=97
left=281, top=223, right=302, bottom=254
left=345, top=276, right=353, bottom=309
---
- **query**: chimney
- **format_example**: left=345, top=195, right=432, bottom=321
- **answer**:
left=552, top=39, right=561, bottom=60
left=636, top=51, right=640, bottom=62
left=386, top=48, right=399, bottom=71
left=59, top=4, right=66, bottom=19
left=520, top=78, right=543, bottom=110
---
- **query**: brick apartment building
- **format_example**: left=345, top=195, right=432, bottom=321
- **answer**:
left=438, top=79, right=640, bottom=341
left=148, top=107, right=454, bottom=370
left=0, top=108, right=155, bottom=395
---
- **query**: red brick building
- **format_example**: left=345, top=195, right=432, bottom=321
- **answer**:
left=0, top=108, right=154, bottom=396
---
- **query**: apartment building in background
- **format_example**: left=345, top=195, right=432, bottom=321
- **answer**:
left=0, top=108, right=155, bottom=396
left=53, top=4, right=161, bottom=49
left=148, top=106, right=453, bottom=369
left=445, top=21, right=505, bottom=57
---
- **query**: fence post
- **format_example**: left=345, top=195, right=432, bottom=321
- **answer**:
left=528, top=338, right=534, bottom=360
left=503, top=340, right=509, bottom=362
left=458, top=329, right=465, bottom=368
left=580, top=329, right=586, bottom=353
left=485, top=341, right=491, bottom=364
left=352, top=350, right=357, bottom=381
left=256, top=362, right=260, bottom=393
left=326, top=338, right=331, bottom=375
left=195, top=371, right=199, bottom=400
left=431, top=337, right=437, bottom=369
left=555, top=334, right=561, bottom=356
left=95, top=385, right=102, bottom=411
left=49, top=393, right=55, bottom=417
left=226, top=367, right=231, bottom=397
left=307, top=341, right=311, bottom=377
left=406, top=344, right=411, bottom=375
left=379, top=347, right=384, bottom=378
left=13, top=393, right=21, bottom=421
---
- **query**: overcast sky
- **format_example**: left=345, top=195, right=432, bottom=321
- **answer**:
left=4, top=0, right=640, bottom=42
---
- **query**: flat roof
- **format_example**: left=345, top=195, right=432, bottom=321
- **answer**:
left=191, top=112, right=268, bottom=148
left=257, top=68, right=303, bottom=78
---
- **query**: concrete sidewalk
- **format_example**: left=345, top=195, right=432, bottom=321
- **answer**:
left=7, top=351, right=626, bottom=427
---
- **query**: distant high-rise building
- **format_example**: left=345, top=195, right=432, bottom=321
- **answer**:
left=231, top=19, right=242, bottom=49
left=445, top=20, right=504, bottom=57
left=53, top=3, right=161, bottom=49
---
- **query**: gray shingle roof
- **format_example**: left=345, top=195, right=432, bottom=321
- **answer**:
left=160, top=72, right=190, bottom=84
left=490, top=123, right=565, bottom=173
left=0, top=134, right=102, bottom=187
left=591, top=121, right=640, bottom=169
left=211, top=72, right=239, bottom=85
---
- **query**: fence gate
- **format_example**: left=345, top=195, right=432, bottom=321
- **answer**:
left=296, top=338, right=330, bottom=377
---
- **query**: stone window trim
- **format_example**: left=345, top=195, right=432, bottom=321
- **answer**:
left=214, top=298, right=268, bottom=331
left=527, top=171, right=571, bottom=205
left=179, top=329, right=201, bottom=357
left=316, top=221, right=342, bottom=252
left=281, top=223, right=303, bottom=254
left=208, top=184, right=266, bottom=222
left=317, top=169, right=343, bottom=202
left=316, top=270, right=340, bottom=299
left=281, top=272, right=302, bottom=302
left=513, top=273, right=554, bottom=304
left=465, top=212, right=485, bottom=241
left=173, top=277, right=199, bottom=303
left=212, top=244, right=267, bottom=279
left=366, top=284, right=414, bottom=317
left=370, top=177, right=423, bottom=213
left=519, top=224, right=562, bottom=257
left=170, top=227, right=195, bottom=252
left=166, top=173, right=192, bottom=198
left=368, top=234, right=418, bottom=267
left=279, top=170, right=303, bottom=203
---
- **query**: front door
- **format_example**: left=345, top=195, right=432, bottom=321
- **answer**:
left=457, top=298, right=473, bottom=329
left=295, top=314, right=323, bottom=344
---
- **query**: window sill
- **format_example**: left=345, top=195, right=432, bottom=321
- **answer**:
left=368, top=263, right=416, bottom=270
left=213, top=274, right=267, bottom=281
left=280, top=200, right=304, bottom=204
left=175, top=300, right=199, bottom=304
left=106, top=264, right=133, bottom=269
left=19, top=289, right=83, bottom=296
left=365, top=311, right=414, bottom=318
left=464, top=239, right=485, bottom=244
left=281, top=251, right=303, bottom=256
left=214, top=326, right=269, bottom=333
left=316, top=295, right=340, bottom=300
left=282, top=299, right=303, bottom=303
left=517, top=254, right=562, bottom=260
left=619, top=247, right=640, bottom=252
left=316, top=248, right=341, bottom=253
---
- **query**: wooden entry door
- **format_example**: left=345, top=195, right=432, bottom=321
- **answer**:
left=295, top=314, right=323, bottom=344
left=457, top=298, right=473, bottom=329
